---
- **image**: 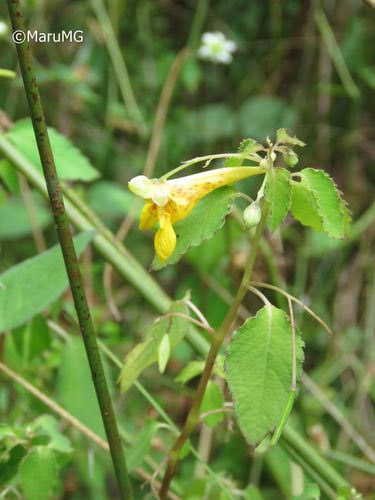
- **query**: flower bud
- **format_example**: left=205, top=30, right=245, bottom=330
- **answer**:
left=270, top=151, right=276, bottom=162
left=259, top=158, right=268, bottom=169
left=243, top=202, right=261, bottom=229
left=283, top=152, right=298, bottom=167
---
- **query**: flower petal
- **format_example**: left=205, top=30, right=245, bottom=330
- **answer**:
left=154, top=211, right=176, bottom=260
left=129, top=175, right=154, bottom=199
left=139, top=201, right=158, bottom=230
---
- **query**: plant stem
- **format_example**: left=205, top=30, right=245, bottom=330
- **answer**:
left=159, top=205, right=268, bottom=498
left=1, top=133, right=358, bottom=496
left=6, top=2, right=133, bottom=498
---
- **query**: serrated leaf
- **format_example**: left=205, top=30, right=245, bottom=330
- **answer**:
left=265, top=168, right=292, bottom=231
left=7, top=119, right=99, bottom=182
left=226, top=306, right=304, bottom=445
left=276, top=128, right=306, bottom=147
left=152, top=186, right=235, bottom=270
left=201, top=381, right=225, bottom=428
left=19, top=447, right=57, bottom=500
left=0, top=231, right=95, bottom=332
left=291, top=182, right=324, bottom=232
left=158, top=334, right=171, bottom=373
left=119, top=300, right=189, bottom=392
left=299, top=168, right=351, bottom=238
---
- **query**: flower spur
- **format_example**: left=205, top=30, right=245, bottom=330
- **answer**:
left=129, top=166, right=265, bottom=261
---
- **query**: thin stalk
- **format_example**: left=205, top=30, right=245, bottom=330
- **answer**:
left=89, top=0, right=146, bottom=134
left=6, top=2, right=133, bottom=498
left=280, top=426, right=350, bottom=494
left=159, top=205, right=268, bottom=498
left=0, top=132, right=358, bottom=495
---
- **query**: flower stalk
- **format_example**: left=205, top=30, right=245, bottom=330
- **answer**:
left=6, top=2, right=133, bottom=498
left=159, top=202, right=269, bottom=498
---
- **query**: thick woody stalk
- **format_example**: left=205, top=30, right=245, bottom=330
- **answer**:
left=6, top=2, right=133, bottom=498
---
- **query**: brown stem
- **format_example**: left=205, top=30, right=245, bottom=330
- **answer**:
left=159, top=205, right=268, bottom=498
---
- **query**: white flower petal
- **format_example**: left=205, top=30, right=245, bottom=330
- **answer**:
left=152, top=182, right=170, bottom=207
left=128, top=175, right=154, bottom=198
left=224, top=40, right=237, bottom=52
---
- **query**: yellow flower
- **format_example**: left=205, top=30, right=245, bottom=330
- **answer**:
left=129, top=166, right=265, bottom=261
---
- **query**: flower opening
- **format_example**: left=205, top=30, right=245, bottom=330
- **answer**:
left=129, top=166, right=265, bottom=261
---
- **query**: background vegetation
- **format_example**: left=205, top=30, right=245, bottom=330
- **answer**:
left=0, top=0, right=374, bottom=498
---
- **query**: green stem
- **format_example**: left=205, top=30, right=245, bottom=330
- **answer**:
left=159, top=204, right=269, bottom=498
left=89, top=0, right=147, bottom=135
left=0, top=135, right=356, bottom=497
left=188, top=0, right=210, bottom=49
left=280, top=426, right=350, bottom=496
left=6, top=3, right=133, bottom=498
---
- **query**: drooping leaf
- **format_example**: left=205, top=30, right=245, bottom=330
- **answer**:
left=19, top=447, right=57, bottom=500
left=127, top=420, right=157, bottom=472
left=119, top=300, right=190, bottom=392
left=265, top=168, right=292, bottom=231
left=201, top=380, right=225, bottom=428
left=0, top=231, right=95, bottom=332
left=298, top=168, right=351, bottom=238
left=276, top=128, right=306, bottom=147
left=0, top=194, right=50, bottom=239
left=226, top=306, right=304, bottom=445
left=152, top=186, right=235, bottom=270
left=7, top=119, right=99, bottom=182
left=291, top=182, right=324, bottom=232
left=12, top=314, right=51, bottom=361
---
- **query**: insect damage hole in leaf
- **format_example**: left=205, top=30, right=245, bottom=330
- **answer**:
left=225, top=305, right=304, bottom=446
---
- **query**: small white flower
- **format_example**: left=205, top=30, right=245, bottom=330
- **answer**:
left=0, top=20, right=9, bottom=38
left=197, top=32, right=237, bottom=64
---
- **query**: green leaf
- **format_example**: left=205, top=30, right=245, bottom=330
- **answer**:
left=158, top=334, right=171, bottom=373
left=12, top=314, right=51, bottom=362
left=265, top=168, right=292, bottom=231
left=88, top=181, right=134, bottom=218
left=0, top=194, right=50, bottom=239
left=0, top=159, right=19, bottom=193
left=7, top=119, right=99, bottom=182
left=127, top=420, right=157, bottom=472
left=224, top=138, right=263, bottom=167
left=0, top=231, right=95, bottom=332
left=31, top=415, right=72, bottom=453
left=57, top=337, right=107, bottom=438
left=226, top=306, right=304, bottom=445
left=19, top=447, right=57, bottom=500
left=201, top=381, right=225, bottom=428
left=119, top=300, right=190, bottom=392
left=298, top=168, right=351, bottom=238
left=291, top=182, right=324, bottom=232
left=293, top=482, right=321, bottom=500
left=176, top=360, right=205, bottom=384
left=0, top=444, right=27, bottom=487
left=244, top=485, right=264, bottom=500
left=152, top=186, right=235, bottom=270
left=276, top=128, right=306, bottom=147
